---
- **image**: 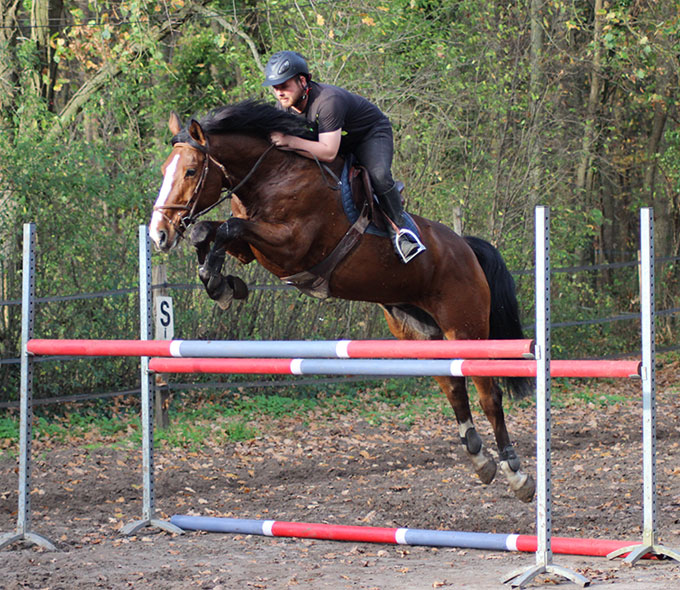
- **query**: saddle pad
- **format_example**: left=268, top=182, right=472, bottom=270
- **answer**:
left=340, top=160, right=421, bottom=238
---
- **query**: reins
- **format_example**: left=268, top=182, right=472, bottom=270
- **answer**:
left=154, top=142, right=276, bottom=237
left=193, top=143, right=277, bottom=222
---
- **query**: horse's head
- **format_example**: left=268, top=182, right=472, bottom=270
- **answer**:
left=149, top=113, right=225, bottom=252
left=149, top=101, right=320, bottom=251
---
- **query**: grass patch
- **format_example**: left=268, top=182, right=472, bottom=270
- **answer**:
left=233, top=394, right=317, bottom=419
left=0, top=415, right=19, bottom=440
left=0, top=384, right=442, bottom=451
left=558, top=384, right=629, bottom=407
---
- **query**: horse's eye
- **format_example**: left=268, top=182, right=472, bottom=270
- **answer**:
left=185, top=169, right=197, bottom=177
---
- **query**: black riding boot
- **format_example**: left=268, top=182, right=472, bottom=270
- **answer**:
left=377, top=183, right=426, bottom=263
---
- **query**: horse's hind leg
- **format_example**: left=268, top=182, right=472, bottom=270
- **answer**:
left=380, top=305, right=497, bottom=486
left=472, top=376, right=535, bottom=503
left=433, top=375, right=497, bottom=485
left=382, top=304, right=534, bottom=502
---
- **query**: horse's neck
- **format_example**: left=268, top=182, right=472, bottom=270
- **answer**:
left=215, top=135, right=270, bottom=184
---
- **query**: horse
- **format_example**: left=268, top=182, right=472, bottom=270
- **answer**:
left=148, top=100, right=535, bottom=503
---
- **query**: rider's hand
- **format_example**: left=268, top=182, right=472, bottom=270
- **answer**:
left=270, top=132, right=289, bottom=148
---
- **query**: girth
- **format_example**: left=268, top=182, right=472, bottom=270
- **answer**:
left=281, top=201, right=371, bottom=299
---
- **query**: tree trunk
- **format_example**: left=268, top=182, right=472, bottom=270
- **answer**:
left=643, top=22, right=675, bottom=257
left=575, top=0, right=603, bottom=199
left=527, top=0, right=544, bottom=208
left=0, top=0, right=22, bottom=329
left=29, top=0, right=64, bottom=108
left=0, top=0, right=21, bottom=117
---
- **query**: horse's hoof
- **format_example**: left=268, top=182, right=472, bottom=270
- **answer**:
left=226, top=275, right=249, bottom=300
left=513, top=474, right=535, bottom=503
left=198, top=267, right=235, bottom=310
left=212, top=277, right=234, bottom=309
left=215, top=291, right=234, bottom=310
left=500, top=460, right=535, bottom=503
left=475, top=457, right=497, bottom=485
left=465, top=444, right=497, bottom=485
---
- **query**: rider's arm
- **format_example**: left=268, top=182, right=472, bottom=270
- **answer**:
left=270, top=129, right=342, bottom=163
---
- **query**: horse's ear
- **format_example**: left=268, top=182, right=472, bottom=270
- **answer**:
left=168, top=112, right=182, bottom=136
left=188, top=119, right=207, bottom=147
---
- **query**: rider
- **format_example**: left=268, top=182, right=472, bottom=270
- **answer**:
left=262, top=50, right=426, bottom=264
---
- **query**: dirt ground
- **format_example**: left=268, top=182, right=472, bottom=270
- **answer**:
left=2, top=363, right=680, bottom=589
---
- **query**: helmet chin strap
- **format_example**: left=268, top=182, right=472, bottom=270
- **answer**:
left=292, top=78, right=310, bottom=111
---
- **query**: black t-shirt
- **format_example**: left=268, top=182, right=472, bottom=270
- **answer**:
left=279, top=81, right=390, bottom=153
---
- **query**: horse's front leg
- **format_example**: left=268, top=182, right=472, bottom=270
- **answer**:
left=191, top=221, right=250, bottom=310
left=197, top=216, right=302, bottom=307
left=210, top=216, right=307, bottom=264
left=191, top=221, right=221, bottom=265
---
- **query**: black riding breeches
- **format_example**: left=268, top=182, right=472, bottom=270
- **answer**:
left=351, top=123, right=395, bottom=197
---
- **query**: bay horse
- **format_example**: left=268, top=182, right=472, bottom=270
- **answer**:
left=148, top=100, right=535, bottom=503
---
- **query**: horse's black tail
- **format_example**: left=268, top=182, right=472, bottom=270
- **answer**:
left=464, top=236, right=533, bottom=399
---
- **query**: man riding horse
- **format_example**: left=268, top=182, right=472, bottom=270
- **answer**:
left=148, top=61, right=536, bottom=504
left=263, top=50, right=426, bottom=264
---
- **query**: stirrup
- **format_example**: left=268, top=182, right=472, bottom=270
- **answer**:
left=393, top=228, right=426, bottom=263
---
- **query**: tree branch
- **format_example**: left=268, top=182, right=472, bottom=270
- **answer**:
left=191, top=4, right=264, bottom=73
left=45, top=1, right=209, bottom=142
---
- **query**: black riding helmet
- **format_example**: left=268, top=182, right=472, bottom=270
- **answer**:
left=262, top=51, right=309, bottom=87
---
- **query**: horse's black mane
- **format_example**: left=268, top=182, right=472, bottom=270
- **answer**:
left=174, top=99, right=317, bottom=143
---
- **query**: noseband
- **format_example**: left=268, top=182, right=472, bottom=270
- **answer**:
left=154, top=140, right=275, bottom=238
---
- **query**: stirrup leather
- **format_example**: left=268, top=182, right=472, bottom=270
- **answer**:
left=394, top=228, right=426, bottom=263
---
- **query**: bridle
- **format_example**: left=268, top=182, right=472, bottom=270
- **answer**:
left=153, top=138, right=276, bottom=239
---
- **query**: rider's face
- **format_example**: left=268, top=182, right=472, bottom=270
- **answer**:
left=271, top=76, right=307, bottom=111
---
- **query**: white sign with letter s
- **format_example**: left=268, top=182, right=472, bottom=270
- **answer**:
left=155, top=296, right=174, bottom=340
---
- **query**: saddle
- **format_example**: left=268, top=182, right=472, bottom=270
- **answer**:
left=342, top=162, right=419, bottom=238
left=281, top=158, right=418, bottom=299
left=347, top=170, right=402, bottom=233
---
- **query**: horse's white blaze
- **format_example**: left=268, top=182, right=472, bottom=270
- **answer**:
left=149, top=153, right=180, bottom=246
